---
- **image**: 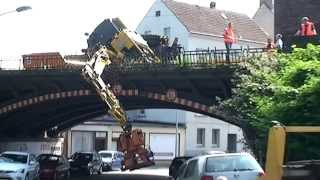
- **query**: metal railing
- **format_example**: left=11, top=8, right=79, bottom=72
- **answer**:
left=0, top=47, right=266, bottom=71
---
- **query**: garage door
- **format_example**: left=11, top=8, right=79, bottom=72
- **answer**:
left=71, top=131, right=94, bottom=154
left=150, top=134, right=176, bottom=160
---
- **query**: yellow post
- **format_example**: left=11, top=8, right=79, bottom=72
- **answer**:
left=263, top=126, right=286, bottom=180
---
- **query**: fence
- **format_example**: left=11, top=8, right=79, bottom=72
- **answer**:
left=0, top=47, right=266, bottom=71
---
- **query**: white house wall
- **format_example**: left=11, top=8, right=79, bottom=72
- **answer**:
left=129, top=109, right=246, bottom=155
left=128, top=109, right=186, bottom=124
left=188, top=33, right=265, bottom=51
left=68, top=123, right=186, bottom=158
left=136, top=0, right=189, bottom=49
left=184, top=111, right=245, bottom=156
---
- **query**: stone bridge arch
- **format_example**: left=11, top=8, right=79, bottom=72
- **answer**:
left=0, top=86, right=245, bottom=137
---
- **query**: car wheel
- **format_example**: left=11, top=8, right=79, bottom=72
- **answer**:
left=53, top=172, right=57, bottom=180
left=98, top=166, right=103, bottom=175
left=65, top=171, right=70, bottom=180
left=88, top=168, right=93, bottom=176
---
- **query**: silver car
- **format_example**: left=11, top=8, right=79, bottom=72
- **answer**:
left=0, top=151, right=39, bottom=180
left=98, top=150, right=124, bottom=171
left=176, top=153, right=264, bottom=180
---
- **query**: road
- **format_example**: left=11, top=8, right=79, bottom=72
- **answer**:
left=71, top=165, right=172, bottom=180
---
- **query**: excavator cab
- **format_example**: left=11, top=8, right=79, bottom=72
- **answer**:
left=86, top=18, right=158, bottom=64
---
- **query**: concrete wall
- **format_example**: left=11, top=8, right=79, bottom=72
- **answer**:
left=275, top=0, right=320, bottom=39
left=136, top=0, right=189, bottom=49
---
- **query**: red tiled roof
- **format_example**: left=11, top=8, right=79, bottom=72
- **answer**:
left=162, top=0, right=269, bottom=43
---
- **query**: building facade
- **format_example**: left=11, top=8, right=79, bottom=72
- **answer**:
left=136, top=0, right=268, bottom=50
left=128, top=109, right=246, bottom=156
left=66, top=108, right=246, bottom=159
left=67, top=118, right=186, bottom=160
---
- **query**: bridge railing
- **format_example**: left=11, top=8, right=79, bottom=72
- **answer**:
left=0, top=47, right=266, bottom=71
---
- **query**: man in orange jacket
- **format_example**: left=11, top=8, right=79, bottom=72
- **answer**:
left=295, top=17, right=317, bottom=36
left=223, top=22, right=236, bottom=63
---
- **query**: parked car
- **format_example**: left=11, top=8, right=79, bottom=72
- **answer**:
left=98, top=150, right=124, bottom=171
left=68, top=152, right=102, bottom=176
left=169, top=156, right=193, bottom=179
left=37, top=154, right=70, bottom=180
left=0, top=151, right=39, bottom=180
left=176, top=153, right=264, bottom=180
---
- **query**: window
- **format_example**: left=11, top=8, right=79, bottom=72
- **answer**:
left=184, top=160, right=198, bottom=178
left=212, top=129, right=220, bottom=147
left=163, top=27, right=171, bottom=39
left=155, top=10, right=161, bottom=17
left=197, top=128, right=205, bottom=146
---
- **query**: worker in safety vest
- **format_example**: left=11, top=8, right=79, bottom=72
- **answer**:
left=223, top=22, right=236, bottom=63
left=296, top=17, right=317, bottom=36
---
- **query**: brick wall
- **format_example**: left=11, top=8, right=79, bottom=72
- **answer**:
left=275, top=0, right=320, bottom=38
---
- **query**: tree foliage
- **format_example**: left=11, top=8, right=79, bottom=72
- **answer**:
left=220, top=44, right=320, bottom=161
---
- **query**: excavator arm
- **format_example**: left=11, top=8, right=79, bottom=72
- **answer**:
left=80, top=18, right=157, bottom=170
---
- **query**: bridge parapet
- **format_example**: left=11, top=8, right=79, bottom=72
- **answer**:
left=0, top=47, right=265, bottom=71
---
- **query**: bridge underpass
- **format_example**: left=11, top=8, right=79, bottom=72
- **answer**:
left=0, top=64, right=240, bottom=138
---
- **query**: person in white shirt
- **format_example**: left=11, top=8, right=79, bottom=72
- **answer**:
left=275, top=34, right=283, bottom=52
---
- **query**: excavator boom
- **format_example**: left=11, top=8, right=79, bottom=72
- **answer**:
left=79, top=18, right=157, bottom=170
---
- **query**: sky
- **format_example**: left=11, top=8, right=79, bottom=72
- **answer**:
left=0, top=0, right=259, bottom=59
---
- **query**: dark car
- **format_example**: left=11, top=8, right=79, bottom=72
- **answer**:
left=37, top=154, right=70, bottom=180
left=69, top=152, right=102, bottom=176
left=169, top=156, right=192, bottom=179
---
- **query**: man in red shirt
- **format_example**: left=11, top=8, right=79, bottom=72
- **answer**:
left=223, top=22, right=236, bottom=63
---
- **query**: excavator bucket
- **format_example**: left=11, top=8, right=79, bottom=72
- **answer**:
left=117, top=129, right=155, bottom=171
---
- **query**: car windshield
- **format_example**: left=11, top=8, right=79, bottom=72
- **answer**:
left=0, top=156, right=14, bottom=163
left=2, top=154, right=28, bottom=164
left=37, top=155, right=60, bottom=163
left=72, top=153, right=92, bottom=161
left=99, top=153, right=112, bottom=158
left=206, top=155, right=261, bottom=173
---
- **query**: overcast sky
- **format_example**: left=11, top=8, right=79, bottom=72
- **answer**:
left=0, top=0, right=259, bottom=59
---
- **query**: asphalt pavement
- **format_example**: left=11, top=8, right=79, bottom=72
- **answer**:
left=71, top=162, right=172, bottom=180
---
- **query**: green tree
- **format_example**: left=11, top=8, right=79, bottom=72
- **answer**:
left=219, top=44, right=320, bottom=161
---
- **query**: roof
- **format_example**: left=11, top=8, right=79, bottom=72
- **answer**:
left=162, top=0, right=268, bottom=43
left=22, top=52, right=61, bottom=57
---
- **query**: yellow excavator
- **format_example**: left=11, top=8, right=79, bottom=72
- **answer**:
left=75, top=18, right=158, bottom=170
left=262, top=124, right=320, bottom=180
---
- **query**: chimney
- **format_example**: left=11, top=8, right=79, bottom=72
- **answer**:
left=210, top=1, right=216, bottom=9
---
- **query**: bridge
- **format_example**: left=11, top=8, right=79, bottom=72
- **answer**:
left=0, top=48, right=265, bottom=138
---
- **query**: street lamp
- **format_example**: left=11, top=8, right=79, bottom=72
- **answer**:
left=0, top=6, right=32, bottom=17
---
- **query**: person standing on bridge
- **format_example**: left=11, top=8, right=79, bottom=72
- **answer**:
left=295, top=17, right=317, bottom=36
left=223, top=22, right=236, bottom=63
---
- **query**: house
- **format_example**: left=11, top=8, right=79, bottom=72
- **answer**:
left=253, top=0, right=274, bottom=38
left=136, top=0, right=269, bottom=50
left=66, top=109, right=246, bottom=159
left=128, top=109, right=246, bottom=156
left=66, top=116, right=186, bottom=161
